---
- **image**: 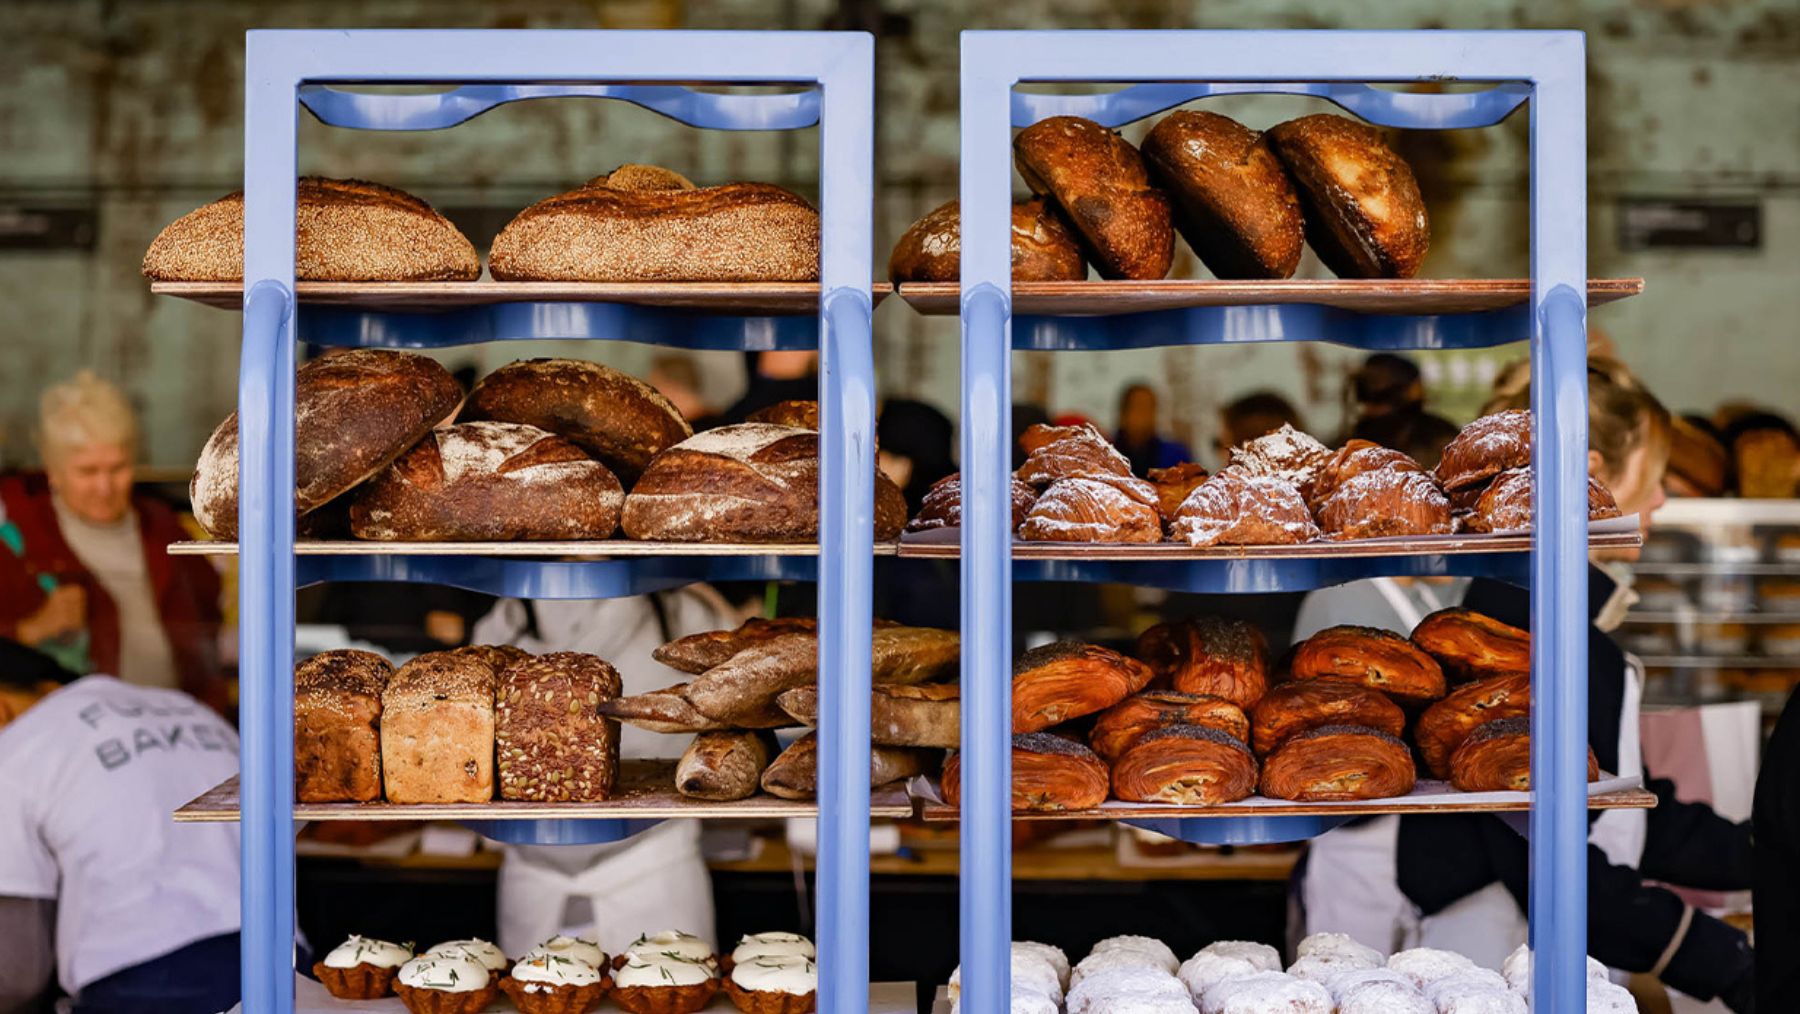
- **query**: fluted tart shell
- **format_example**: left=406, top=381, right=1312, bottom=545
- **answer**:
left=393, top=981, right=502, bottom=1014
left=607, top=979, right=720, bottom=1014
left=1418, top=673, right=1532, bottom=779
left=1250, top=681, right=1405, bottom=757
left=313, top=961, right=402, bottom=1000
left=1411, top=607, right=1530, bottom=684
left=500, top=975, right=611, bottom=1014
left=942, top=733, right=1111, bottom=812
left=1089, top=690, right=1249, bottom=762
left=1290, top=625, right=1446, bottom=705
left=1012, top=641, right=1154, bottom=733
left=1260, top=724, right=1417, bottom=801
left=1112, top=724, right=1259, bottom=805
left=721, top=979, right=817, bottom=1014
left=1135, top=616, right=1271, bottom=708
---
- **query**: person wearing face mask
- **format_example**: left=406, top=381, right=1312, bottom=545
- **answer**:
left=1293, top=357, right=1754, bottom=1012
left=0, top=372, right=227, bottom=714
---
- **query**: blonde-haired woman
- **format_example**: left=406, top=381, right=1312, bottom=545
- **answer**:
left=0, top=371, right=227, bottom=713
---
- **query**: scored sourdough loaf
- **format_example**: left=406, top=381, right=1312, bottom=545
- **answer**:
left=886, top=198, right=1087, bottom=283
left=676, top=730, right=778, bottom=801
left=349, top=421, right=623, bottom=541
left=1266, top=113, right=1430, bottom=279
left=620, top=423, right=907, bottom=542
left=495, top=652, right=623, bottom=802
left=1013, top=116, right=1173, bottom=280
left=489, top=173, right=819, bottom=282
left=191, top=349, right=464, bottom=540
left=380, top=651, right=497, bottom=804
left=143, top=176, right=480, bottom=282
left=294, top=649, right=392, bottom=803
left=759, top=732, right=935, bottom=800
left=462, top=358, right=691, bottom=484
left=1140, top=110, right=1305, bottom=280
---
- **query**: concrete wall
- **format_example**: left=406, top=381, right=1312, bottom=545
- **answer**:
left=0, top=0, right=1793, bottom=470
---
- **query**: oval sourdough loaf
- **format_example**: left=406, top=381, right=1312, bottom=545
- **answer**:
left=1012, top=115, right=1173, bottom=280
left=1265, top=113, right=1430, bottom=279
left=142, top=176, right=480, bottom=282
left=887, top=198, right=1087, bottom=283
left=462, top=358, right=691, bottom=484
left=1140, top=110, right=1305, bottom=280
left=190, top=349, right=464, bottom=540
left=348, top=421, right=623, bottom=541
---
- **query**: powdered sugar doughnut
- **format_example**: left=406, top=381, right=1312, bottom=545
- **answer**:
left=1066, top=968, right=1189, bottom=1014
left=1500, top=943, right=1609, bottom=994
left=1323, top=967, right=1416, bottom=1002
left=1088, top=934, right=1180, bottom=973
left=1199, top=971, right=1332, bottom=1014
left=1091, top=991, right=1198, bottom=1014
left=950, top=988, right=1058, bottom=1014
left=948, top=950, right=1063, bottom=1003
left=1429, top=980, right=1526, bottom=1014
left=1177, top=941, right=1282, bottom=999
left=1013, top=940, right=1071, bottom=991
left=1387, top=947, right=1477, bottom=991
left=1424, top=968, right=1509, bottom=1001
left=1586, top=979, right=1637, bottom=1013
left=1295, top=931, right=1385, bottom=967
left=1286, top=950, right=1380, bottom=982
left=1073, top=947, right=1175, bottom=984
left=1336, top=979, right=1432, bottom=1014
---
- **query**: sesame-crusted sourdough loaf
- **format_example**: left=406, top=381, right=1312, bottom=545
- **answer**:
left=495, top=652, right=623, bottom=802
left=349, top=422, right=623, bottom=541
left=1140, top=110, right=1305, bottom=280
left=294, top=649, right=392, bottom=803
left=1266, top=114, right=1430, bottom=279
left=191, top=349, right=464, bottom=540
left=380, top=651, right=497, bottom=804
left=886, top=198, right=1088, bottom=283
left=1013, top=116, right=1173, bottom=280
left=143, top=176, right=480, bottom=282
left=620, top=423, right=906, bottom=542
left=462, top=358, right=691, bottom=484
left=488, top=179, right=819, bottom=282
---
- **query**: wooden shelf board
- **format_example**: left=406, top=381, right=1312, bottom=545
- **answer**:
left=897, top=530, right=1642, bottom=561
left=152, top=280, right=893, bottom=314
left=176, top=764, right=915, bottom=822
left=918, top=782, right=1656, bottom=822
left=169, top=539, right=901, bottom=558
left=896, top=277, right=1644, bottom=316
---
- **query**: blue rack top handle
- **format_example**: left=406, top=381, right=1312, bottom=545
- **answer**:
left=1012, top=80, right=1531, bottom=130
left=299, top=82, right=821, bottom=132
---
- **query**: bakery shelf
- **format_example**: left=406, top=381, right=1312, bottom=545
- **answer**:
left=297, top=81, right=825, bottom=133
left=899, top=530, right=1641, bottom=560
left=1638, top=655, right=1800, bottom=669
left=1623, top=611, right=1800, bottom=624
left=169, top=539, right=900, bottom=557
left=244, top=977, right=917, bottom=1014
left=1629, top=562, right=1800, bottom=577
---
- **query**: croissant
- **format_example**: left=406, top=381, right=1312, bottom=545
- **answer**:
left=1168, top=468, right=1321, bottom=547
left=942, top=732, right=1111, bottom=812
left=1018, top=475, right=1163, bottom=543
left=1304, top=439, right=1424, bottom=508
left=1290, top=624, right=1446, bottom=705
left=1227, top=423, right=1332, bottom=489
left=1460, top=466, right=1623, bottom=534
left=1259, top=724, right=1417, bottom=801
left=1133, top=616, right=1270, bottom=708
left=1411, top=607, right=1530, bottom=683
left=1315, top=466, right=1452, bottom=540
left=1448, top=716, right=1601, bottom=792
left=1015, top=423, right=1133, bottom=488
left=906, top=472, right=1040, bottom=533
left=1146, top=462, right=1210, bottom=522
left=1434, top=409, right=1531, bottom=492
left=1012, top=641, right=1153, bottom=733
left=1112, top=724, right=1259, bottom=805
left=1250, top=681, right=1405, bottom=756
left=1089, top=690, right=1249, bottom=762
left=1415, top=672, right=1531, bottom=779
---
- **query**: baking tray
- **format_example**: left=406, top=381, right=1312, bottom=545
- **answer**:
left=226, top=977, right=916, bottom=1013
left=152, top=280, right=893, bottom=315
left=168, top=540, right=901, bottom=557
left=176, top=762, right=916, bottom=822
left=895, top=278, right=1643, bottom=316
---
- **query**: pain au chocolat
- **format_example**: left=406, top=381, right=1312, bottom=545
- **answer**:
left=1290, top=625, right=1447, bottom=705
left=1449, top=716, right=1599, bottom=792
left=1112, top=724, right=1259, bottom=805
left=1260, top=724, right=1417, bottom=801
left=1089, top=690, right=1249, bottom=762
left=1249, top=681, right=1405, bottom=757
left=1134, top=616, right=1271, bottom=709
left=1140, top=110, right=1305, bottom=280
left=942, top=733, right=1111, bottom=812
left=1415, top=672, right=1532, bottom=779
left=1410, top=607, right=1530, bottom=684
left=1013, top=115, right=1173, bottom=280
left=1012, top=641, right=1154, bottom=733
left=887, top=198, right=1087, bottom=283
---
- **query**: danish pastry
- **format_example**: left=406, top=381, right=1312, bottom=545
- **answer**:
left=1013, top=641, right=1154, bottom=732
left=1133, top=616, right=1271, bottom=708
left=1290, top=625, right=1446, bottom=705
left=1410, top=607, right=1530, bottom=683
left=1250, top=681, right=1405, bottom=756
left=1111, top=724, right=1259, bottom=805
left=1259, top=724, right=1417, bottom=801
left=1415, top=672, right=1532, bottom=779
left=1089, top=690, right=1249, bottom=761
left=942, top=733, right=1112, bottom=812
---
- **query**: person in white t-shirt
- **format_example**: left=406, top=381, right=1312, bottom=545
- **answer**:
left=0, top=638, right=241, bottom=1014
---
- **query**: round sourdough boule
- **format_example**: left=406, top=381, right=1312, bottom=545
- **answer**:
left=142, top=176, right=480, bottom=282
left=462, top=358, right=691, bottom=484
left=1266, top=113, right=1430, bottom=279
left=190, top=349, right=465, bottom=540
left=1012, top=116, right=1173, bottom=280
left=349, top=421, right=623, bottom=541
left=887, top=198, right=1087, bottom=283
left=1141, top=110, right=1305, bottom=280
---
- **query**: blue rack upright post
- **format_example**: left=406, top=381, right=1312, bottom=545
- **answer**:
left=955, top=30, right=1592, bottom=1014
left=227, top=29, right=876, bottom=1013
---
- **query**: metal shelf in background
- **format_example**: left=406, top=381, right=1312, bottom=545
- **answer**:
left=1638, top=655, right=1800, bottom=669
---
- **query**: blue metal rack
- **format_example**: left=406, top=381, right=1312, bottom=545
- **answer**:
left=956, top=30, right=1593, bottom=1014
left=226, top=29, right=875, bottom=1014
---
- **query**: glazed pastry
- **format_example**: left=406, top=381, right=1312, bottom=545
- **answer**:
left=1290, top=625, right=1447, bottom=705
left=314, top=935, right=413, bottom=1000
left=425, top=939, right=509, bottom=975
left=942, top=733, right=1112, bottom=812
left=1227, top=424, right=1333, bottom=490
left=906, top=472, right=1040, bottom=534
left=1410, top=607, right=1530, bottom=683
left=1089, top=690, right=1249, bottom=761
left=1460, top=467, right=1623, bottom=534
left=1013, top=115, right=1174, bottom=280
left=1259, top=724, right=1417, bottom=801
left=393, top=954, right=499, bottom=1014
left=1197, top=971, right=1331, bottom=1014
left=1013, top=641, right=1154, bottom=732
left=1169, top=469, right=1321, bottom=547
left=1134, top=616, right=1271, bottom=707
left=722, top=954, right=817, bottom=1014
left=730, top=933, right=814, bottom=965
left=1146, top=462, right=1211, bottom=522
left=1250, top=681, right=1405, bottom=756
left=1315, top=466, right=1452, bottom=540
left=1434, top=410, right=1531, bottom=492
left=609, top=951, right=719, bottom=1014
left=1140, top=110, right=1305, bottom=280
left=1304, top=439, right=1425, bottom=510
left=1015, top=423, right=1134, bottom=487
left=1018, top=476, right=1164, bottom=543
left=1266, top=114, right=1429, bottom=280
left=1386, top=948, right=1477, bottom=991
left=1415, top=673, right=1532, bottom=779
left=887, top=198, right=1088, bottom=283
left=500, top=950, right=609, bottom=1014
left=1176, top=941, right=1281, bottom=999
left=652, top=616, right=819, bottom=675
left=1112, top=724, right=1259, bottom=804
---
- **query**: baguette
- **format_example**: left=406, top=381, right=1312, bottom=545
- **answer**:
left=598, top=684, right=736, bottom=734
left=683, top=627, right=959, bottom=727
left=775, top=683, right=961, bottom=749
left=758, top=732, right=935, bottom=800
left=676, top=730, right=778, bottom=801
left=653, top=617, right=820, bottom=675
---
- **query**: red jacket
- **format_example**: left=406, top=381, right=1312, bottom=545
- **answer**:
left=0, top=472, right=229, bottom=715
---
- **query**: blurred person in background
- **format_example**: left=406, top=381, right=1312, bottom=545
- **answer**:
left=0, top=372, right=227, bottom=714
left=720, top=351, right=818, bottom=425
left=1213, top=390, right=1304, bottom=468
left=1113, top=382, right=1193, bottom=476
left=877, top=398, right=956, bottom=516
left=648, top=353, right=720, bottom=430
left=1343, top=352, right=1459, bottom=468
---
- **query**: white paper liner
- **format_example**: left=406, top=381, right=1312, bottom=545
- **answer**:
left=907, top=773, right=1641, bottom=811
left=237, top=974, right=916, bottom=1013
left=900, top=513, right=1640, bottom=546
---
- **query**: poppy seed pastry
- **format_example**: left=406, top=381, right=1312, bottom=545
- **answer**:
left=1111, top=724, right=1260, bottom=805
left=1013, top=116, right=1174, bottom=280
left=1013, top=641, right=1154, bottom=732
left=1089, top=690, right=1249, bottom=761
left=942, top=733, right=1112, bottom=813
left=1411, top=607, right=1531, bottom=683
left=1250, top=680, right=1405, bottom=757
left=1134, top=616, right=1272, bottom=709
left=1415, top=672, right=1532, bottom=779
left=1259, top=724, right=1417, bottom=801
left=1266, top=114, right=1429, bottom=279
left=1141, top=110, right=1305, bottom=280
left=1290, top=625, right=1447, bottom=705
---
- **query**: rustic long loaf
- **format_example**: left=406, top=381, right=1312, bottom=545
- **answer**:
left=676, top=730, right=778, bottom=801
left=462, top=358, right=691, bottom=484
left=758, top=733, right=935, bottom=800
left=683, top=627, right=959, bottom=726
left=776, top=683, right=961, bottom=749
left=598, top=684, right=737, bottom=734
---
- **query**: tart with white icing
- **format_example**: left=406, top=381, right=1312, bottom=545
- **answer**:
left=722, top=954, right=818, bottom=1014
left=609, top=950, right=720, bottom=1014
left=537, top=935, right=607, bottom=970
left=499, top=948, right=610, bottom=1014
left=392, top=953, right=499, bottom=1014
left=425, top=938, right=510, bottom=975
left=726, top=931, right=815, bottom=971
left=313, top=935, right=414, bottom=1000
